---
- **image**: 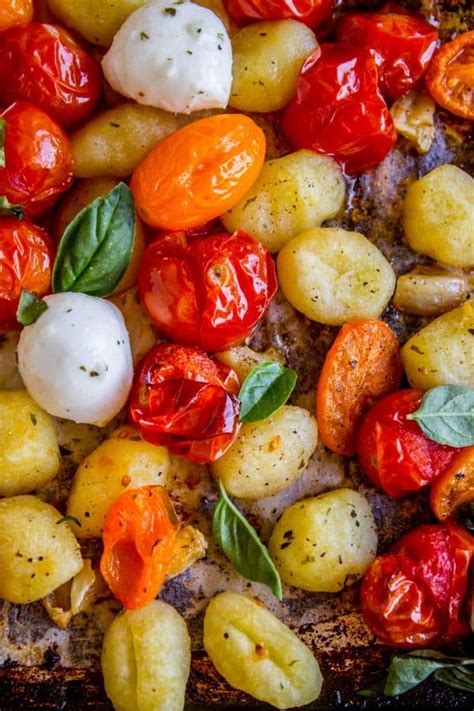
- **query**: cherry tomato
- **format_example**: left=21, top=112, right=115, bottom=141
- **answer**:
left=130, top=114, right=266, bottom=230
left=361, top=523, right=474, bottom=648
left=357, top=389, right=458, bottom=498
left=282, top=44, right=396, bottom=175
left=0, top=216, right=53, bottom=329
left=0, top=23, right=101, bottom=127
left=129, top=344, right=241, bottom=463
left=0, top=101, right=73, bottom=218
left=430, top=447, right=474, bottom=522
left=0, top=0, right=33, bottom=31
left=426, top=30, right=474, bottom=121
left=224, top=0, right=334, bottom=28
left=100, top=486, right=180, bottom=610
left=337, top=3, right=438, bottom=100
left=138, top=230, right=277, bottom=352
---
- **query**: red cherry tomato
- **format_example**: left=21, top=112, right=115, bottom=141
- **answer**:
left=0, top=23, right=102, bottom=127
left=361, top=523, right=474, bottom=648
left=282, top=44, right=396, bottom=175
left=138, top=230, right=277, bottom=353
left=129, top=344, right=241, bottom=463
left=224, top=0, right=334, bottom=28
left=0, top=101, right=73, bottom=218
left=337, top=3, right=438, bottom=100
left=0, top=216, right=53, bottom=329
left=357, top=389, right=458, bottom=498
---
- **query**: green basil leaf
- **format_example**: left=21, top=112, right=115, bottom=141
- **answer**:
left=0, top=117, right=6, bottom=168
left=56, top=514, right=81, bottom=527
left=0, top=195, right=24, bottom=219
left=212, top=480, right=283, bottom=600
left=434, top=666, right=474, bottom=693
left=406, top=385, right=474, bottom=447
left=16, top=289, right=48, bottom=326
left=238, top=361, right=297, bottom=423
left=383, top=653, right=448, bottom=696
left=52, top=182, right=135, bottom=297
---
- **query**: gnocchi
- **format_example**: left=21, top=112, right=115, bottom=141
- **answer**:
left=277, top=227, right=395, bottom=325
left=109, top=288, right=159, bottom=365
left=215, top=346, right=284, bottom=384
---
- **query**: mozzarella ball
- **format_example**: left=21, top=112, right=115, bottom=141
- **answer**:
left=102, top=0, right=233, bottom=114
left=17, top=293, right=133, bottom=426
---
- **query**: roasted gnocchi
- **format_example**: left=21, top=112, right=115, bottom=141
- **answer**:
left=215, top=346, right=284, bottom=384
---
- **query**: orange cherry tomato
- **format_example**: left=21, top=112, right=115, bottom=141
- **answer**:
left=130, top=114, right=266, bottom=230
left=430, top=446, right=474, bottom=521
left=100, top=486, right=180, bottom=610
left=426, top=31, right=474, bottom=120
left=0, top=0, right=33, bottom=32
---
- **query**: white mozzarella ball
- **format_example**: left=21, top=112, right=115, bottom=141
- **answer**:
left=17, top=293, right=133, bottom=426
left=102, top=0, right=232, bottom=114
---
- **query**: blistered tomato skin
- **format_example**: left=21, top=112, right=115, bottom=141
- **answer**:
left=0, top=217, right=53, bottom=330
left=138, top=230, right=277, bottom=352
left=426, top=31, right=474, bottom=121
left=282, top=44, right=396, bottom=175
left=129, top=344, right=241, bottom=463
left=0, top=101, right=74, bottom=218
left=225, top=0, right=334, bottom=28
left=130, top=114, right=266, bottom=230
left=0, top=0, right=33, bottom=31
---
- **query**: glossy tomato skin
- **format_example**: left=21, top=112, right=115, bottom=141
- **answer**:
left=129, top=344, right=241, bottom=463
left=0, top=101, right=73, bottom=218
left=0, top=0, right=33, bottom=31
left=426, top=30, right=474, bottom=121
left=0, top=216, right=53, bottom=329
left=361, top=523, right=474, bottom=648
left=138, top=230, right=277, bottom=352
left=337, top=3, right=438, bottom=100
left=225, top=0, right=334, bottom=28
left=0, top=23, right=102, bottom=127
left=282, top=44, right=396, bottom=175
left=357, top=389, right=458, bottom=498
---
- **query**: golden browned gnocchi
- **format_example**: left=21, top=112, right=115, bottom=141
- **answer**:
left=222, top=151, right=345, bottom=253
left=269, top=489, right=377, bottom=593
left=277, top=227, right=395, bottom=325
left=109, top=288, right=159, bottom=365
left=229, top=20, right=317, bottom=113
left=401, top=302, right=474, bottom=389
left=215, top=346, right=284, bottom=384
left=403, top=164, right=474, bottom=268
left=0, top=496, right=83, bottom=604
left=203, top=592, right=323, bottom=709
left=102, top=600, right=191, bottom=711
left=211, top=405, right=317, bottom=499
left=0, top=390, right=60, bottom=497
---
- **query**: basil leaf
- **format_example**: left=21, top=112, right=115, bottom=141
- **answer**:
left=52, top=182, right=135, bottom=297
left=238, top=361, right=297, bottom=423
left=212, top=480, right=283, bottom=600
left=56, top=514, right=81, bottom=527
left=407, top=385, right=474, bottom=447
left=16, top=289, right=48, bottom=326
left=0, top=195, right=24, bottom=219
left=0, top=117, right=6, bottom=168
left=434, top=666, right=474, bottom=693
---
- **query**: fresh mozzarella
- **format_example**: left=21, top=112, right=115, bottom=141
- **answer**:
left=17, top=293, right=133, bottom=427
left=102, top=0, right=232, bottom=114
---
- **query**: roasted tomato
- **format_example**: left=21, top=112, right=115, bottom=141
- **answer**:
left=337, top=3, right=438, bottom=100
left=138, top=230, right=277, bottom=352
left=361, top=523, right=474, bottom=648
left=0, top=23, right=102, bottom=127
left=0, top=0, right=33, bottom=31
left=0, top=216, right=53, bottom=329
left=0, top=101, right=73, bottom=218
left=357, top=389, right=458, bottom=498
left=100, top=486, right=180, bottom=610
left=129, top=344, right=241, bottom=463
left=282, top=44, right=396, bottom=175
left=430, top=447, right=474, bottom=522
left=224, top=0, right=334, bottom=28
left=426, top=31, right=474, bottom=121
left=130, top=114, right=266, bottom=230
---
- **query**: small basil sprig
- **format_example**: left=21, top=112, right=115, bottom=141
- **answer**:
left=212, top=480, right=283, bottom=600
left=359, top=650, right=474, bottom=697
left=0, top=117, right=6, bottom=168
left=0, top=195, right=24, bottom=219
left=52, top=182, right=135, bottom=297
left=16, top=289, right=48, bottom=326
left=238, top=361, right=297, bottom=423
left=407, top=385, right=474, bottom=447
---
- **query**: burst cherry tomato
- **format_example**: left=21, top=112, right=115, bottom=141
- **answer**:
left=0, top=23, right=102, bottom=127
left=426, top=31, right=474, bottom=121
left=361, top=523, right=474, bottom=648
left=430, top=447, right=474, bottom=522
left=357, top=389, right=459, bottom=498
left=138, top=230, right=277, bottom=352
left=282, top=44, right=396, bottom=175
left=0, top=216, right=53, bottom=329
left=0, top=0, right=33, bottom=31
left=130, top=114, right=266, bottom=230
left=337, top=3, right=438, bottom=100
left=0, top=101, right=73, bottom=218
left=129, top=344, right=241, bottom=463
left=224, top=0, right=334, bottom=28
